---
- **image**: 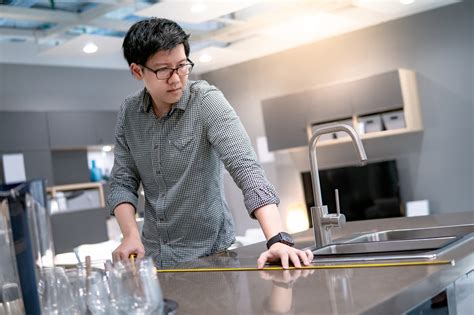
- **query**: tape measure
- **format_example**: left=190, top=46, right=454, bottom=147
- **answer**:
left=156, top=259, right=454, bottom=273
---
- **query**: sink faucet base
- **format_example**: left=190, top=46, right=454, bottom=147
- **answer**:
left=311, top=205, right=332, bottom=248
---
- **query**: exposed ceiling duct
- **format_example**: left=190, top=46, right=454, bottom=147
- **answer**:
left=0, top=0, right=460, bottom=73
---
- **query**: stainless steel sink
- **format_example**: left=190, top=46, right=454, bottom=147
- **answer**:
left=310, top=224, right=474, bottom=262
left=313, top=236, right=457, bottom=255
left=344, top=224, right=474, bottom=243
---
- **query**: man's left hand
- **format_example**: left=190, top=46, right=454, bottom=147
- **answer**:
left=257, top=243, right=314, bottom=269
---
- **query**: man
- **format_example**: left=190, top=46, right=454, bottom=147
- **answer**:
left=108, top=18, right=313, bottom=268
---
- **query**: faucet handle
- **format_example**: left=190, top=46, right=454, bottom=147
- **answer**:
left=335, top=189, right=341, bottom=216
left=333, top=189, right=346, bottom=227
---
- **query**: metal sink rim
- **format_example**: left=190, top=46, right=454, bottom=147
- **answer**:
left=307, top=224, right=474, bottom=263
left=343, top=224, right=474, bottom=244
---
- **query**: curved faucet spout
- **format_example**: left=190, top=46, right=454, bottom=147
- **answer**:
left=309, top=123, right=367, bottom=208
left=309, top=123, right=368, bottom=249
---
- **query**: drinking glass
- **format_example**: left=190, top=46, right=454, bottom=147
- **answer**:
left=86, top=270, right=112, bottom=315
left=38, top=267, right=79, bottom=315
left=65, top=268, right=88, bottom=314
left=2, top=283, right=25, bottom=315
left=109, top=257, right=164, bottom=315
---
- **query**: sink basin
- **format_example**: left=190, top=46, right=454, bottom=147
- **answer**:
left=311, top=224, right=474, bottom=262
left=313, top=236, right=457, bottom=256
left=344, top=224, right=474, bottom=243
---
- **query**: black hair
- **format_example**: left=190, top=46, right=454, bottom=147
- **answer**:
left=122, top=18, right=190, bottom=66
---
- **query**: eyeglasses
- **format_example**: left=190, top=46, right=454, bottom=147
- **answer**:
left=141, top=60, right=194, bottom=80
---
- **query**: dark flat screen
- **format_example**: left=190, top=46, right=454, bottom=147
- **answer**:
left=301, top=160, right=402, bottom=225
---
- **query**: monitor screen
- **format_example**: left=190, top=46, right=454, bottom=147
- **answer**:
left=301, top=160, right=402, bottom=224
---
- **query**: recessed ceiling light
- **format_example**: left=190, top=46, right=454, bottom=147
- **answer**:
left=191, top=3, right=207, bottom=13
left=400, top=0, right=415, bottom=4
left=83, top=42, right=98, bottom=54
left=199, top=53, right=212, bottom=63
left=102, top=145, right=112, bottom=152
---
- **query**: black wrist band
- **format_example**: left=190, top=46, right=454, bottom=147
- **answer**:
left=266, top=232, right=295, bottom=249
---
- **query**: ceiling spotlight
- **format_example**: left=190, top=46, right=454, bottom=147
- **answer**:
left=102, top=145, right=112, bottom=152
left=83, top=42, right=98, bottom=54
left=399, top=0, right=415, bottom=4
left=191, top=3, right=207, bottom=13
left=199, top=53, right=213, bottom=63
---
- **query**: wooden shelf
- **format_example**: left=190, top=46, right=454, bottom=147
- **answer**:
left=47, top=182, right=105, bottom=208
left=308, top=69, right=423, bottom=149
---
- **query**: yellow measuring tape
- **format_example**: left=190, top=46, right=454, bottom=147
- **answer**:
left=156, top=260, right=453, bottom=273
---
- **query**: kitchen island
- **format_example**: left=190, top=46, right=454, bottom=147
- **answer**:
left=157, top=212, right=474, bottom=314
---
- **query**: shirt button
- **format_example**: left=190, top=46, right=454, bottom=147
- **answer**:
left=154, top=144, right=159, bottom=149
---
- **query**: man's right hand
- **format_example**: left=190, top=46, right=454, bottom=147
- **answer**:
left=112, top=235, right=145, bottom=262
left=112, top=203, right=145, bottom=262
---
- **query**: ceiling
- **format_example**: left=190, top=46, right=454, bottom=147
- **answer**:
left=0, top=0, right=459, bottom=74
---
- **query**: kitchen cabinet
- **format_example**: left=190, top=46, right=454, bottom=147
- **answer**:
left=0, top=110, right=117, bottom=186
left=0, top=112, right=50, bottom=151
left=23, top=150, right=55, bottom=185
left=313, top=69, right=422, bottom=147
left=261, top=68, right=422, bottom=152
left=261, top=91, right=310, bottom=151
left=93, top=111, right=118, bottom=145
left=349, top=70, right=404, bottom=116
left=50, top=207, right=108, bottom=254
left=308, top=81, right=352, bottom=125
left=51, top=150, right=89, bottom=185
left=47, top=111, right=117, bottom=150
left=0, top=149, right=54, bottom=186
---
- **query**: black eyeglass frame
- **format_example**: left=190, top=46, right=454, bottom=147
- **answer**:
left=141, top=59, right=195, bottom=80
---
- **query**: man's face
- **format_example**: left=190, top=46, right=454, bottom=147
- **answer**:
left=131, top=44, right=189, bottom=108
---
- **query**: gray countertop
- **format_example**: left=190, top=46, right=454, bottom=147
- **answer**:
left=157, top=212, right=474, bottom=314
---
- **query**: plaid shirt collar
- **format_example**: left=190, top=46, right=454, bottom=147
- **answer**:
left=139, top=80, right=191, bottom=115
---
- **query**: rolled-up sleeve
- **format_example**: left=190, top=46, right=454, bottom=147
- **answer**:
left=107, top=101, right=140, bottom=215
left=200, top=89, right=280, bottom=218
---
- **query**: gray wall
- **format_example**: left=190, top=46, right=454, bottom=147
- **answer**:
left=0, top=64, right=142, bottom=111
left=201, top=2, right=474, bottom=234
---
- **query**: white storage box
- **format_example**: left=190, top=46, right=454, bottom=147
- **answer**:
left=382, top=110, right=406, bottom=130
left=358, top=114, right=383, bottom=134
left=334, top=120, right=354, bottom=139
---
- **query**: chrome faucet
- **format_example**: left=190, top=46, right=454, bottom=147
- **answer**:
left=309, top=124, right=367, bottom=249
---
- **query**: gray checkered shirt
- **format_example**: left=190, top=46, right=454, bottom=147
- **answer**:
left=107, top=80, right=280, bottom=267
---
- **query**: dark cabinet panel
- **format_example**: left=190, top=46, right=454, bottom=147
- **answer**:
left=51, top=150, right=89, bottom=185
left=94, top=111, right=118, bottom=145
left=0, top=112, right=50, bottom=151
left=47, top=111, right=117, bottom=149
left=308, top=82, right=352, bottom=124
left=0, top=157, right=4, bottom=184
left=351, top=71, right=403, bottom=115
left=0, top=150, right=54, bottom=185
left=50, top=208, right=108, bottom=254
left=261, top=91, right=309, bottom=151
left=47, top=112, right=96, bottom=149
left=23, top=150, right=55, bottom=186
